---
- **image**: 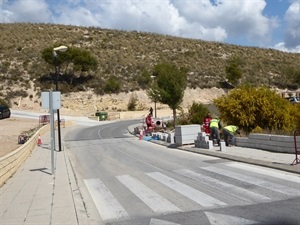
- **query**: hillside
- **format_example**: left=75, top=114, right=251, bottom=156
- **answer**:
left=0, top=23, right=299, bottom=115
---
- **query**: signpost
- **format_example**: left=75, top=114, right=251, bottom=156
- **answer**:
left=41, top=91, right=61, bottom=175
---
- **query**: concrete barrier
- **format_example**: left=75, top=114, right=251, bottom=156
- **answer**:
left=175, top=125, right=200, bottom=146
left=235, top=133, right=300, bottom=153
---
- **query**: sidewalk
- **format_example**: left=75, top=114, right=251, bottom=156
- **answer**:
left=0, top=131, right=89, bottom=225
left=1, top=128, right=299, bottom=225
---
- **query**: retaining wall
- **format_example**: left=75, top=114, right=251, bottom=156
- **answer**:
left=0, top=125, right=49, bottom=187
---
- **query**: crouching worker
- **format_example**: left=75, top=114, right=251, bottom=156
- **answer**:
left=209, top=117, right=222, bottom=146
left=222, top=125, right=240, bottom=147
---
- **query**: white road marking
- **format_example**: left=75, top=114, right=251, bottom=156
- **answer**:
left=226, top=162, right=300, bottom=183
left=150, top=218, right=181, bottom=225
left=146, top=172, right=227, bottom=207
left=205, top=212, right=258, bottom=225
left=202, top=167, right=300, bottom=196
left=84, top=179, right=130, bottom=222
left=175, top=169, right=270, bottom=203
left=117, top=175, right=181, bottom=214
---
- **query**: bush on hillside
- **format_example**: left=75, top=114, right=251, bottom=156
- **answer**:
left=127, top=93, right=138, bottom=111
left=104, top=76, right=120, bottom=94
left=0, top=98, right=10, bottom=107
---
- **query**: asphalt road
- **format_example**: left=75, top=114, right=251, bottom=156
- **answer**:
left=64, top=120, right=300, bottom=225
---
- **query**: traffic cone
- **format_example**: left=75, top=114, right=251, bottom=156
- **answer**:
left=37, top=134, right=42, bottom=145
left=139, top=128, right=144, bottom=140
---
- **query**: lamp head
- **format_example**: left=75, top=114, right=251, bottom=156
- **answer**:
left=53, top=45, right=68, bottom=52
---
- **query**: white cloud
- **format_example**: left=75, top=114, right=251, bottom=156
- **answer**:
left=283, top=0, right=300, bottom=48
left=271, top=0, right=300, bottom=53
left=273, top=42, right=300, bottom=53
left=2, top=0, right=51, bottom=23
left=0, top=0, right=298, bottom=52
left=171, top=0, right=277, bottom=43
left=81, top=0, right=188, bottom=35
left=52, top=6, right=99, bottom=26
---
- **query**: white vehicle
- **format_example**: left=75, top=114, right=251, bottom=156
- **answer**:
left=285, top=96, right=300, bottom=104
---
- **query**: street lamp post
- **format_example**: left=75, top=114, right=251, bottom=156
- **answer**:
left=154, top=98, right=157, bottom=118
left=53, top=45, right=68, bottom=152
left=150, top=75, right=157, bottom=118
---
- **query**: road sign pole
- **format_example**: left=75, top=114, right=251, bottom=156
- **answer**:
left=49, top=90, right=55, bottom=175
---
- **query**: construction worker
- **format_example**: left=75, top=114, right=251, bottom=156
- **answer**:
left=222, top=125, right=241, bottom=147
left=202, top=113, right=212, bottom=134
left=209, top=116, right=222, bottom=146
left=145, top=113, right=153, bottom=131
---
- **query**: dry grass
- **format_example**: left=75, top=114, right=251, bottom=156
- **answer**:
left=0, top=23, right=299, bottom=106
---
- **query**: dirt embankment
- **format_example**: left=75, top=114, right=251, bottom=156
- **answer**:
left=0, top=117, right=41, bottom=157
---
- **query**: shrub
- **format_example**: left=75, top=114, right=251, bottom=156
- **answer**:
left=6, top=90, right=28, bottom=99
left=0, top=98, right=9, bottom=107
left=188, top=102, right=210, bottom=124
left=104, top=76, right=120, bottom=94
left=251, top=126, right=263, bottom=133
left=127, top=93, right=138, bottom=111
left=214, top=86, right=299, bottom=134
left=175, top=102, right=210, bottom=126
left=176, top=109, right=190, bottom=126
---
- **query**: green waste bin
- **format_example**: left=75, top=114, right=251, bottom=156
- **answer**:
left=95, top=111, right=108, bottom=121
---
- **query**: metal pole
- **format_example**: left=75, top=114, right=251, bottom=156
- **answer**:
left=154, top=100, right=157, bottom=118
left=49, top=90, right=55, bottom=175
left=151, top=75, right=157, bottom=118
left=54, top=56, right=62, bottom=152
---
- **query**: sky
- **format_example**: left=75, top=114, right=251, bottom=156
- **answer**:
left=1, top=0, right=300, bottom=53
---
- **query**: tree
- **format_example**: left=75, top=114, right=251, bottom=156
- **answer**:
left=41, top=46, right=98, bottom=87
left=214, top=86, right=299, bottom=134
left=225, top=56, right=242, bottom=86
left=147, top=62, right=188, bottom=126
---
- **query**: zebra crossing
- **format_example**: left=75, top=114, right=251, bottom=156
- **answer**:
left=83, top=163, right=300, bottom=224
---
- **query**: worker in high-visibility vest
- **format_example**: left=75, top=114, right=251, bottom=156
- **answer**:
left=209, top=117, right=222, bottom=146
left=222, top=125, right=241, bottom=146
